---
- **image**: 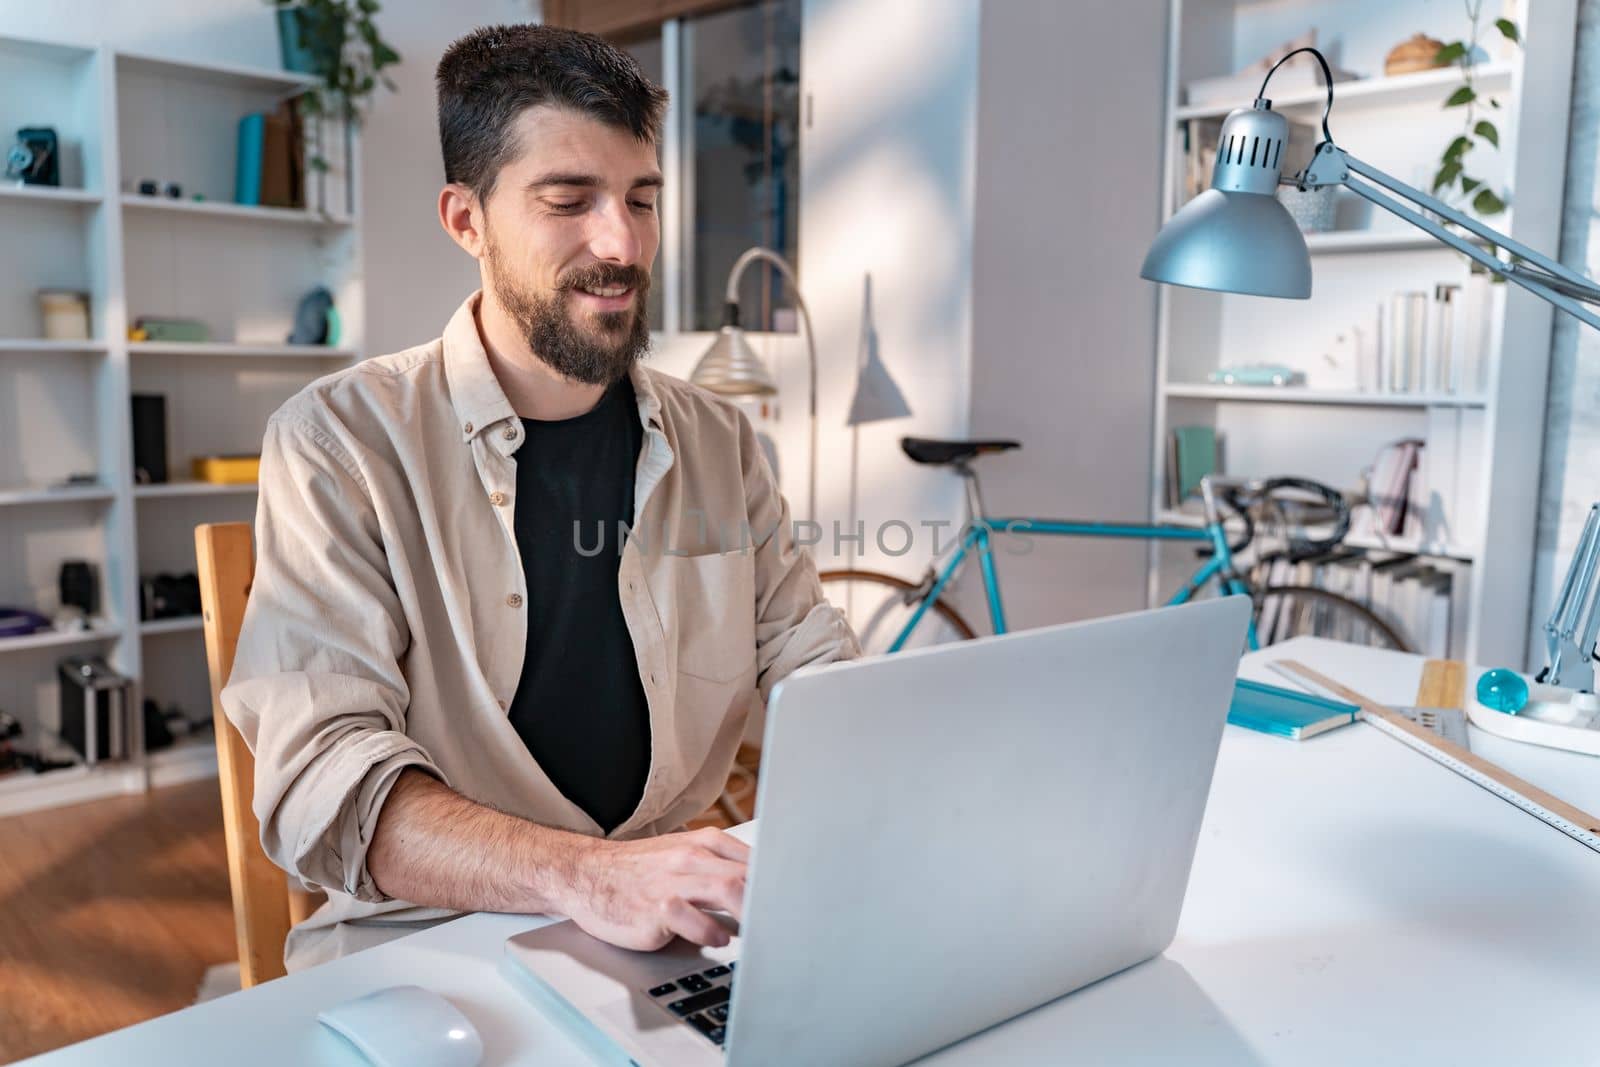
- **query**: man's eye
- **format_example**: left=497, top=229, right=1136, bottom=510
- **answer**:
left=629, top=200, right=657, bottom=212
left=547, top=201, right=584, bottom=213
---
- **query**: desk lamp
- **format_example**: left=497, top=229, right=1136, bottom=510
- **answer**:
left=690, top=246, right=819, bottom=523
left=1140, top=47, right=1600, bottom=328
left=1142, top=46, right=1600, bottom=722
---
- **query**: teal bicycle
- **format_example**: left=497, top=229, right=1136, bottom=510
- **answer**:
left=818, top=437, right=1409, bottom=655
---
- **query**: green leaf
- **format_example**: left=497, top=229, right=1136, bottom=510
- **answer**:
left=1444, top=86, right=1477, bottom=107
left=1495, top=18, right=1521, bottom=44
left=1460, top=176, right=1482, bottom=193
left=1473, top=188, right=1507, bottom=215
left=1443, top=135, right=1472, bottom=161
left=1434, top=41, right=1468, bottom=64
left=1474, top=120, right=1499, bottom=147
left=1490, top=97, right=1501, bottom=109
left=1433, top=161, right=1463, bottom=192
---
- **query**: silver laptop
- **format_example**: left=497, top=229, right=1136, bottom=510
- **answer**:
left=504, top=596, right=1249, bottom=1066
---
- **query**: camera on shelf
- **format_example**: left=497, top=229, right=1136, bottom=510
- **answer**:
left=139, top=572, right=202, bottom=621
left=6, top=127, right=59, bottom=186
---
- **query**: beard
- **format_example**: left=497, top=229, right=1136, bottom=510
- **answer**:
left=484, top=234, right=653, bottom=386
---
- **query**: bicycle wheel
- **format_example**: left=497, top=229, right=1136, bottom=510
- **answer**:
left=818, top=569, right=977, bottom=655
left=1254, top=584, right=1412, bottom=652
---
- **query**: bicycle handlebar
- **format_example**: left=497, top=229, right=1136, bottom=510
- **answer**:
left=1199, top=476, right=1351, bottom=559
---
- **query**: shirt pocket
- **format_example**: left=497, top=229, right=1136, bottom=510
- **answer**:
left=669, top=549, right=757, bottom=682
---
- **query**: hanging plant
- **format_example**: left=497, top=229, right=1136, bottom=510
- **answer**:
left=1430, top=0, right=1520, bottom=218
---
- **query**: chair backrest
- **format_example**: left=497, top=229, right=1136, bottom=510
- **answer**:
left=196, top=522, right=319, bottom=986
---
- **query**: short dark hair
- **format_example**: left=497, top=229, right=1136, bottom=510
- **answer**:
left=436, top=24, right=668, bottom=201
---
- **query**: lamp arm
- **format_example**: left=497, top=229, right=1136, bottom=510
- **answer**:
left=1542, top=504, right=1600, bottom=688
left=1296, top=146, right=1600, bottom=332
left=723, top=246, right=819, bottom=525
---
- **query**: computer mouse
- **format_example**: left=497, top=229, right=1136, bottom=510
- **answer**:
left=317, top=985, right=484, bottom=1067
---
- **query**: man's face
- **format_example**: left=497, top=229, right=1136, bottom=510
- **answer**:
left=478, top=106, right=662, bottom=385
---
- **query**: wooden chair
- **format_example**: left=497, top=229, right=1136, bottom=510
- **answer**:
left=196, top=522, right=321, bottom=987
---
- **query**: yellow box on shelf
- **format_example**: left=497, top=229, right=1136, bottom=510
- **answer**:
left=191, top=455, right=261, bottom=485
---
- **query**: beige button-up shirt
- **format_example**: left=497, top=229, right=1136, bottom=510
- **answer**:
left=222, top=292, right=857, bottom=969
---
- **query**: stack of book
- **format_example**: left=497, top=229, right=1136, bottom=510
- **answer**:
left=1253, top=551, right=1467, bottom=656
left=1363, top=272, right=1499, bottom=396
left=235, top=100, right=305, bottom=209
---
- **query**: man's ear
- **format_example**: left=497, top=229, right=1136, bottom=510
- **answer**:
left=438, top=183, right=486, bottom=258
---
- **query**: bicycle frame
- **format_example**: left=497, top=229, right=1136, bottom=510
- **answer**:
left=885, top=504, right=1259, bottom=653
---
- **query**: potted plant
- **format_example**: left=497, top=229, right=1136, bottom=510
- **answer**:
left=272, top=0, right=401, bottom=211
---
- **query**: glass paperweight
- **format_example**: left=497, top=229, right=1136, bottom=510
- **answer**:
left=1476, top=668, right=1530, bottom=715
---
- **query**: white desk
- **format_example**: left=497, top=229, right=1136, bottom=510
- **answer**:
left=25, top=637, right=1600, bottom=1066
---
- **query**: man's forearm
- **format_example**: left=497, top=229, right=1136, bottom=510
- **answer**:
left=367, top=767, right=588, bottom=915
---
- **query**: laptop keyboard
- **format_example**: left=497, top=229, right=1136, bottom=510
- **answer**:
left=645, top=961, right=736, bottom=1048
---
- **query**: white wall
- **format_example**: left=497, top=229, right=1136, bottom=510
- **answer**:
left=792, top=0, right=980, bottom=574
left=959, top=0, right=1168, bottom=632
left=0, top=0, right=525, bottom=358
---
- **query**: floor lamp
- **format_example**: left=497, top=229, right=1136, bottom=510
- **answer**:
left=689, top=246, right=819, bottom=525
left=845, top=273, right=913, bottom=613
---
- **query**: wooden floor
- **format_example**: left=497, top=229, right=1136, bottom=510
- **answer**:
left=0, top=779, right=236, bottom=1064
left=0, top=747, right=761, bottom=1063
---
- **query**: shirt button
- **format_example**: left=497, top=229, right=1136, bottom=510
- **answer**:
left=463, top=421, right=473, bottom=435
left=650, top=671, right=661, bottom=686
left=489, top=490, right=507, bottom=506
left=503, top=426, right=518, bottom=441
left=506, top=593, right=523, bottom=608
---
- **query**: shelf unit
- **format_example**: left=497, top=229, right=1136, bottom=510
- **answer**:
left=0, top=32, right=360, bottom=816
left=121, top=193, right=353, bottom=228
left=1162, top=383, right=1488, bottom=408
left=1150, top=0, right=1576, bottom=666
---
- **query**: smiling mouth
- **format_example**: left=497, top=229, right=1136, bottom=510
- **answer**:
left=571, top=286, right=637, bottom=314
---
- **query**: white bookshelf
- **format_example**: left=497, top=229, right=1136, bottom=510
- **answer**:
left=129, top=340, right=356, bottom=359
left=0, top=33, right=361, bottom=815
left=121, top=193, right=353, bottom=227
left=133, top=481, right=260, bottom=499
left=1162, top=383, right=1488, bottom=408
left=1150, top=0, right=1576, bottom=667
left=1172, top=61, right=1516, bottom=120
left=0, top=182, right=103, bottom=206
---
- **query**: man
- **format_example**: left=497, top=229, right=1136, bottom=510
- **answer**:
left=223, top=23, right=857, bottom=971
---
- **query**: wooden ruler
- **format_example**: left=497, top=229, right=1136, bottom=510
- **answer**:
left=1278, top=660, right=1600, bottom=854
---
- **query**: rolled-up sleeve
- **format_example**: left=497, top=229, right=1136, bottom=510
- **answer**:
left=737, top=411, right=861, bottom=697
left=221, top=414, right=443, bottom=903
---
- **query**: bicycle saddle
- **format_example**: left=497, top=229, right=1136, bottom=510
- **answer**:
left=900, top=437, right=1021, bottom=466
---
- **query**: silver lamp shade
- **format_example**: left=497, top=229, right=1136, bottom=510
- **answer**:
left=689, top=324, right=779, bottom=396
left=1140, top=101, right=1312, bottom=300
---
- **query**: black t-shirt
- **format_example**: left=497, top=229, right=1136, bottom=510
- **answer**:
left=507, top=377, right=650, bottom=834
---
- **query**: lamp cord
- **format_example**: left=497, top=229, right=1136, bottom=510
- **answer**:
left=1256, top=45, right=1335, bottom=145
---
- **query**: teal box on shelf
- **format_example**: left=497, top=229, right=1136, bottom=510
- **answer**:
left=1229, top=678, right=1358, bottom=741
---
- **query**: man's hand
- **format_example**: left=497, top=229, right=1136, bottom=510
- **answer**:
left=560, top=827, right=751, bottom=951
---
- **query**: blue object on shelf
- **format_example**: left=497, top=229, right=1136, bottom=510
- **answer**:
left=1476, top=668, right=1530, bottom=715
left=236, top=113, right=265, bottom=206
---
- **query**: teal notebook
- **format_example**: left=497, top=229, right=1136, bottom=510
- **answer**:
left=1229, top=678, right=1358, bottom=740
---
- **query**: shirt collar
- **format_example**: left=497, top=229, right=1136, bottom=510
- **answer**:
left=443, top=291, right=517, bottom=444
left=443, top=290, right=666, bottom=447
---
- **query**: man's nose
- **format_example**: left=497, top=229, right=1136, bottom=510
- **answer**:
left=587, top=198, right=643, bottom=265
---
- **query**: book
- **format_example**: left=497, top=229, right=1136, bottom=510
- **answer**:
left=1229, top=678, right=1359, bottom=740
left=236, top=113, right=265, bottom=206
left=1171, top=426, right=1219, bottom=501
